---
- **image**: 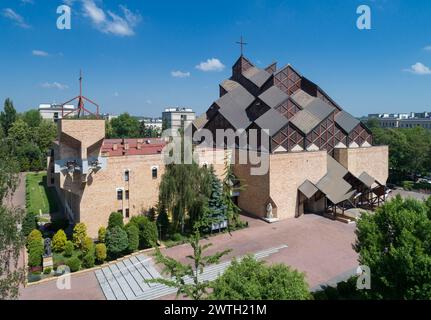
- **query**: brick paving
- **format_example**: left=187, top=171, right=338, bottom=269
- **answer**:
left=19, top=214, right=358, bottom=300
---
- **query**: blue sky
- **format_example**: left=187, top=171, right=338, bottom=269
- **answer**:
left=0, top=0, right=430, bottom=117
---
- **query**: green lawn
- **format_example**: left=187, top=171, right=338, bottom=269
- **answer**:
left=26, top=173, right=59, bottom=215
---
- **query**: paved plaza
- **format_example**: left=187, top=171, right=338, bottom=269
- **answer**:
left=20, top=214, right=359, bottom=300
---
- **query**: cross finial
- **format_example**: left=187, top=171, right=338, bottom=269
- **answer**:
left=236, top=36, right=247, bottom=56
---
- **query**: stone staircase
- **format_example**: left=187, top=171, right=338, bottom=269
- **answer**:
left=95, top=245, right=288, bottom=300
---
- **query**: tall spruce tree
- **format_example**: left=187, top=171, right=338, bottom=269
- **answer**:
left=0, top=98, right=17, bottom=135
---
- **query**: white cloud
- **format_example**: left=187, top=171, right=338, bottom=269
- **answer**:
left=1, top=8, right=31, bottom=28
left=196, top=58, right=225, bottom=72
left=404, top=62, right=431, bottom=75
left=171, top=70, right=191, bottom=78
left=424, top=45, right=431, bottom=52
left=82, top=0, right=141, bottom=36
left=21, top=0, right=34, bottom=5
left=114, top=92, right=119, bottom=97
left=41, top=82, right=69, bottom=90
left=146, top=99, right=152, bottom=105
left=32, top=50, right=49, bottom=57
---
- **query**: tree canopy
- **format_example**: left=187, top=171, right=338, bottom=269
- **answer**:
left=355, top=196, right=431, bottom=299
left=368, top=120, right=431, bottom=182
left=109, top=113, right=141, bottom=138
left=210, top=255, right=311, bottom=300
left=0, top=147, right=25, bottom=299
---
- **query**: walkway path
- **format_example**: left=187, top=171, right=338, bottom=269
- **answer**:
left=19, top=214, right=358, bottom=300
left=96, top=245, right=287, bottom=300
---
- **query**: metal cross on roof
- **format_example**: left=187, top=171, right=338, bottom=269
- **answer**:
left=236, top=36, right=247, bottom=56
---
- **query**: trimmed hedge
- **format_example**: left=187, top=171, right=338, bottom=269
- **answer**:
left=66, top=257, right=81, bottom=273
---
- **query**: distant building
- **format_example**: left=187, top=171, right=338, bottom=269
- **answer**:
left=134, top=117, right=163, bottom=131
left=367, top=112, right=431, bottom=130
left=101, top=113, right=118, bottom=121
left=162, top=107, right=195, bottom=134
left=38, top=103, right=76, bottom=122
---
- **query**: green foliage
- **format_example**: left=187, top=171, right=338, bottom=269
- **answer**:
left=139, top=121, right=161, bottom=138
left=64, top=241, right=74, bottom=257
left=9, top=119, right=30, bottom=145
left=371, top=125, right=431, bottom=182
left=22, top=109, right=42, bottom=128
left=0, top=98, right=17, bottom=135
left=0, top=146, right=25, bottom=299
left=22, top=212, right=37, bottom=237
left=150, top=232, right=231, bottom=300
left=159, top=160, right=212, bottom=233
left=82, top=251, right=95, bottom=269
left=27, top=236, right=44, bottom=268
left=402, top=181, right=414, bottom=191
left=130, top=215, right=158, bottom=248
left=222, top=157, right=244, bottom=228
left=72, top=223, right=87, bottom=249
left=95, top=243, right=107, bottom=263
left=156, top=204, right=169, bottom=239
left=108, top=212, right=124, bottom=230
left=125, top=223, right=139, bottom=253
left=52, top=230, right=67, bottom=253
left=141, top=219, right=158, bottom=249
left=66, top=257, right=81, bottom=273
left=27, top=229, right=43, bottom=247
left=105, top=226, right=128, bottom=258
left=109, top=113, right=141, bottom=138
left=98, top=227, right=106, bottom=243
left=210, top=256, right=311, bottom=300
left=355, top=196, right=431, bottom=299
left=43, top=267, right=52, bottom=275
left=147, top=207, right=157, bottom=222
left=26, top=173, right=58, bottom=215
left=82, top=237, right=94, bottom=256
left=313, top=276, right=364, bottom=300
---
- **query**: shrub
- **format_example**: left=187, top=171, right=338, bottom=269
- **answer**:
left=27, top=229, right=43, bottom=247
left=66, top=257, right=81, bottom=273
left=52, top=230, right=67, bottom=252
left=22, top=212, right=38, bottom=237
left=82, top=251, right=95, bottom=269
left=125, top=223, right=139, bottom=253
left=108, top=212, right=124, bottom=230
left=82, top=236, right=94, bottom=256
left=72, top=223, right=87, bottom=249
left=147, top=207, right=157, bottom=222
left=402, top=181, right=414, bottom=191
left=43, top=267, right=52, bottom=275
left=171, top=233, right=183, bottom=242
left=64, top=240, right=74, bottom=257
left=130, top=216, right=158, bottom=248
left=105, top=226, right=128, bottom=258
left=28, top=240, right=44, bottom=267
left=210, top=256, right=311, bottom=300
left=98, top=226, right=106, bottom=243
left=27, top=230, right=44, bottom=268
left=95, top=243, right=107, bottom=263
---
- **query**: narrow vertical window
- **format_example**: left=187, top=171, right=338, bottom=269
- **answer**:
left=124, top=170, right=130, bottom=182
left=152, top=167, right=158, bottom=179
left=125, top=190, right=129, bottom=200
left=117, top=190, right=123, bottom=200
left=125, top=208, right=130, bottom=218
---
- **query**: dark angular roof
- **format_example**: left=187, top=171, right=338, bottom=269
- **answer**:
left=243, top=67, right=272, bottom=88
left=335, top=110, right=360, bottom=134
left=358, top=172, right=375, bottom=188
left=215, top=85, right=255, bottom=130
left=304, top=98, right=335, bottom=121
left=258, top=86, right=289, bottom=108
left=298, top=180, right=319, bottom=199
left=220, top=79, right=240, bottom=92
left=254, top=108, right=288, bottom=136
left=290, top=109, right=321, bottom=135
left=291, top=89, right=314, bottom=107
